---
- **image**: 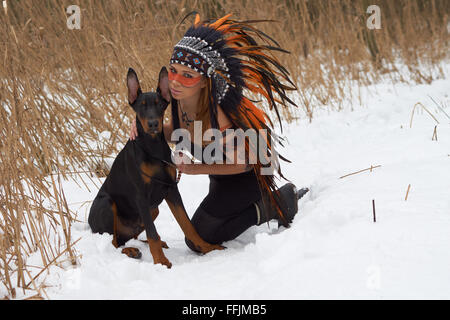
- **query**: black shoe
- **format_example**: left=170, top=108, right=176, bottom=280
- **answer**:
left=255, top=183, right=309, bottom=227
left=297, top=187, right=309, bottom=200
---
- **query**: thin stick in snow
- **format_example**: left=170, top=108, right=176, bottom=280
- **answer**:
left=405, top=184, right=411, bottom=201
left=428, top=94, right=450, bottom=121
left=372, top=199, right=376, bottom=223
left=339, top=165, right=381, bottom=179
left=432, top=125, right=438, bottom=141
left=409, top=102, right=440, bottom=128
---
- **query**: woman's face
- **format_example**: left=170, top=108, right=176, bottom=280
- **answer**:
left=168, top=63, right=206, bottom=100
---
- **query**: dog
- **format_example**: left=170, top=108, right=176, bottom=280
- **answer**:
left=88, top=67, right=224, bottom=268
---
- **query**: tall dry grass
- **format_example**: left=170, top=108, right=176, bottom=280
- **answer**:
left=1, top=0, right=449, bottom=299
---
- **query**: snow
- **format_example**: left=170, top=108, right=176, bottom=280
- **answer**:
left=36, top=69, right=450, bottom=299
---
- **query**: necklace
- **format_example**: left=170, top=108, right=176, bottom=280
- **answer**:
left=179, top=101, right=195, bottom=127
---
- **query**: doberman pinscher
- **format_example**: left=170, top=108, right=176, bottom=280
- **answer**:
left=88, top=67, right=224, bottom=268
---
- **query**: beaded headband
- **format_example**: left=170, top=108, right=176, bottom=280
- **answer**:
left=170, top=37, right=230, bottom=103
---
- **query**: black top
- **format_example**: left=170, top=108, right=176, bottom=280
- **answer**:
left=170, top=100, right=262, bottom=213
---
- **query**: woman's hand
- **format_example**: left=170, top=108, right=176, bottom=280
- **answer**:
left=129, top=118, right=138, bottom=140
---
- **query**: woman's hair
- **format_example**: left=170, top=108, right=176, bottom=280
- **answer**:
left=196, top=76, right=212, bottom=143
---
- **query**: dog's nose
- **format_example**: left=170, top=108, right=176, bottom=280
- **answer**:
left=148, top=119, right=159, bottom=130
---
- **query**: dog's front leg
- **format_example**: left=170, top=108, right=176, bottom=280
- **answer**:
left=136, top=195, right=172, bottom=268
left=165, top=186, right=225, bottom=254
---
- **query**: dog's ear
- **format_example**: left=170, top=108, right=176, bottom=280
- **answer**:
left=127, top=68, right=142, bottom=105
left=157, top=66, right=170, bottom=103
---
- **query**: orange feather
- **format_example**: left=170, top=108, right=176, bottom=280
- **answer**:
left=194, top=13, right=201, bottom=27
left=209, top=13, right=233, bottom=29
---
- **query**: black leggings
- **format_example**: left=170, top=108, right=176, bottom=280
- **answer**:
left=185, top=169, right=262, bottom=251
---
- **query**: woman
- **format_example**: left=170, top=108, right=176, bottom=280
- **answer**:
left=130, top=13, right=307, bottom=251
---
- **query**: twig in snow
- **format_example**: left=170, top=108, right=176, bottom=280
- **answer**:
left=432, top=125, right=438, bottom=141
left=409, top=102, right=440, bottom=128
left=428, top=95, right=450, bottom=121
left=339, top=165, right=381, bottom=179
left=372, top=199, right=376, bottom=223
left=405, top=184, right=411, bottom=201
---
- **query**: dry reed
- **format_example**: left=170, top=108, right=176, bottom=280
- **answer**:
left=405, top=184, right=412, bottom=201
left=339, top=165, right=382, bottom=179
left=1, top=0, right=449, bottom=299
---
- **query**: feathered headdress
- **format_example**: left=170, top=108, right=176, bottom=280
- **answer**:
left=170, top=12, right=299, bottom=226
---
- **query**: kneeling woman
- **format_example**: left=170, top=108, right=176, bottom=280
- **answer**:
left=130, top=13, right=307, bottom=251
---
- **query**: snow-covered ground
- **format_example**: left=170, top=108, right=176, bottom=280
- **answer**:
left=38, top=70, right=450, bottom=299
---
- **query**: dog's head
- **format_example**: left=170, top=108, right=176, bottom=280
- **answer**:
left=127, top=67, right=170, bottom=137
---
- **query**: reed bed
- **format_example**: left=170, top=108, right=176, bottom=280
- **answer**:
left=0, top=0, right=448, bottom=299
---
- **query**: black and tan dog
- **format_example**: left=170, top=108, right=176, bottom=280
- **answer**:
left=88, top=67, right=224, bottom=268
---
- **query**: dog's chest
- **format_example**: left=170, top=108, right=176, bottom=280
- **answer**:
left=139, top=161, right=177, bottom=193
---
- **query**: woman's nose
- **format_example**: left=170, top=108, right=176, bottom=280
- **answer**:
left=170, top=79, right=182, bottom=88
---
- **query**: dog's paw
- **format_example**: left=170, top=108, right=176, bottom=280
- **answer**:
left=121, top=247, right=142, bottom=259
left=153, top=256, right=172, bottom=269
